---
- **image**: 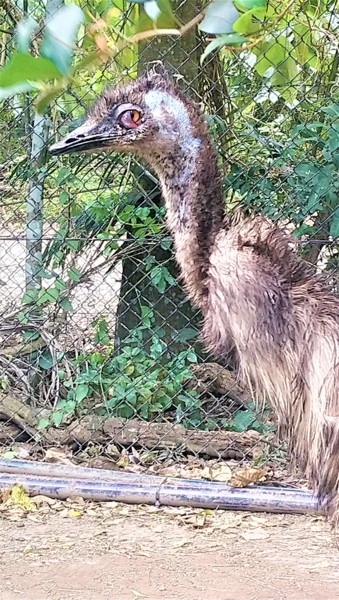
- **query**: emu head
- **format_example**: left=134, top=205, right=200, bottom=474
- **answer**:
left=49, top=69, right=200, bottom=161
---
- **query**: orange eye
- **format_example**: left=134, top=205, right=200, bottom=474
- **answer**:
left=131, top=109, right=141, bottom=123
left=119, top=109, right=142, bottom=129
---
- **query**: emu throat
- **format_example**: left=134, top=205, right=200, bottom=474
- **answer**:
left=143, top=115, right=224, bottom=309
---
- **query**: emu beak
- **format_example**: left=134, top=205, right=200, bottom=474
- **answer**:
left=49, top=122, right=111, bottom=156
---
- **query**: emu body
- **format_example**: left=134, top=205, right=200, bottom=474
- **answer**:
left=50, top=70, right=339, bottom=520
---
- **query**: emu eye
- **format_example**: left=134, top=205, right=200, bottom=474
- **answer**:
left=119, top=109, right=142, bottom=129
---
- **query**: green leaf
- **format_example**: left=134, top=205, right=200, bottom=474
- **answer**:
left=199, top=0, right=239, bottom=34
left=39, top=351, right=54, bottom=370
left=67, top=267, right=81, bottom=283
left=35, top=86, right=62, bottom=114
left=60, top=297, right=73, bottom=312
left=176, top=327, right=198, bottom=342
left=18, top=311, right=29, bottom=325
left=66, top=239, right=80, bottom=251
left=40, top=4, right=84, bottom=75
left=37, top=286, right=60, bottom=305
left=233, top=11, right=258, bottom=35
left=37, top=418, right=50, bottom=430
left=94, top=319, right=110, bottom=344
left=230, top=410, right=256, bottom=432
left=55, top=279, right=67, bottom=292
left=254, top=40, right=285, bottom=77
left=125, top=364, right=135, bottom=376
left=51, top=411, right=63, bottom=427
left=0, top=52, right=62, bottom=88
left=272, top=56, right=299, bottom=103
left=23, top=330, right=39, bottom=342
left=236, top=0, right=265, bottom=7
left=321, top=104, right=339, bottom=118
left=15, top=17, right=39, bottom=53
left=186, top=351, right=198, bottom=363
left=22, top=289, right=38, bottom=305
left=75, top=383, right=89, bottom=402
left=201, top=34, right=245, bottom=64
left=118, top=404, right=135, bottom=418
left=156, top=0, right=175, bottom=19
left=254, top=36, right=299, bottom=103
left=293, top=24, right=311, bottom=65
left=294, top=162, right=316, bottom=177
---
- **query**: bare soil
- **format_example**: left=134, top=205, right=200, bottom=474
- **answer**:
left=1, top=501, right=339, bottom=600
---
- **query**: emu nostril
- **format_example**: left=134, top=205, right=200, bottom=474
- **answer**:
left=66, top=134, right=83, bottom=144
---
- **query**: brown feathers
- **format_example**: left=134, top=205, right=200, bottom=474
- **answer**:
left=50, top=69, right=339, bottom=523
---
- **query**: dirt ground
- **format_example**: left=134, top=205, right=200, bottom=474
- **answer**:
left=1, top=499, right=339, bottom=600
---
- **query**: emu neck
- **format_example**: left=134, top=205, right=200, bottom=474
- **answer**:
left=148, top=135, right=224, bottom=309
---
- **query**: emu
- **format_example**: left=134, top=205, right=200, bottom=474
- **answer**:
left=50, top=69, right=339, bottom=521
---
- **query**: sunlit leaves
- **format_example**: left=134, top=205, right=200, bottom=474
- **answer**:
left=233, top=11, right=258, bottom=35
left=199, top=0, right=239, bottom=34
left=236, top=0, right=265, bottom=8
left=40, top=4, right=84, bottom=75
left=0, top=52, right=62, bottom=99
left=15, top=16, right=38, bottom=53
left=0, top=52, right=62, bottom=86
left=200, top=34, right=245, bottom=64
left=0, top=3, right=84, bottom=102
left=0, top=0, right=336, bottom=112
left=253, top=36, right=299, bottom=103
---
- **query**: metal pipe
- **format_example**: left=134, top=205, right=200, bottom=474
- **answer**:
left=0, top=459, right=321, bottom=514
left=0, top=458, right=157, bottom=484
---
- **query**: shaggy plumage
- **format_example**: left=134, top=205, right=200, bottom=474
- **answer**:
left=50, top=68, right=339, bottom=521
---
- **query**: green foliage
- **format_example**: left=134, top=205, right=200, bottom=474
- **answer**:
left=0, top=52, right=61, bottom=99
left=224, top=402, right=272, bottom=434
left=199, top=0, right=239, bottom=35
left=15, top=17, right=39, bottom=53
left=40, top=4, right=84, bottom=75
left=199, top=0, right=334, bottom=106
left=0, top=4, right=83, bottom=102
left=48, top=318, right=202, bottom=428
left=42, top=317, right=267, bottom=434
left=1, top=0, right=336, bottom=113
left=225, top=102, right=339, bottom=240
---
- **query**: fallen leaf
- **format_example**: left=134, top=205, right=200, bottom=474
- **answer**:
left=31, top=495, right=57, bottom=507
left=66, top=496, right=85, bottom=505
left=45, top=447, right=72, bottom=464
left=181, top=511, right=207, bottom=528
left=229, top=467, right=267, bottom=488
left=131, top=590, right=146, bottom=598
left=0, top=488, right=11, bottom=503
left=105, top=443, right=120, bottom=459
left=9, top=484, right=34, bottom=511
left=117, top=455, right=129, bottom=468
left=68, top=509, right=82, bottom=518
left=201, top=464, right=232, bottom=482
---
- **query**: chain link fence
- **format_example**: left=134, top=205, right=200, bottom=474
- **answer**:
left=0, top=0, right=338, bottom=489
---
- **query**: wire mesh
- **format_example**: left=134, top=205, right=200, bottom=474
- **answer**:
left=0, top=0, right=338, bottom=488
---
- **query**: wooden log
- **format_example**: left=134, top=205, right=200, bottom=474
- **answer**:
left=103, top=418, right=260, bottom=459
left=0, top=393, right=262, bottom=458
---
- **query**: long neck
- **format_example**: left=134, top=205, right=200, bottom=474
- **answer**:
left=150, top=133, right=225, bottom=310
